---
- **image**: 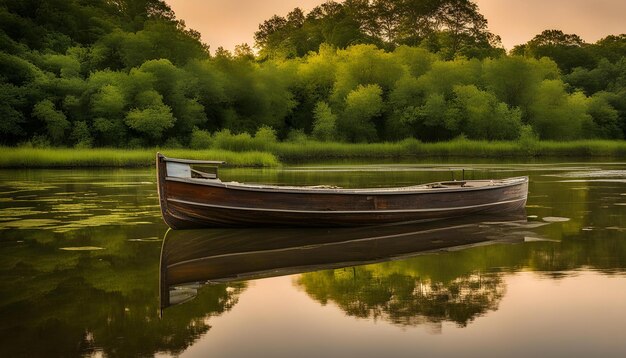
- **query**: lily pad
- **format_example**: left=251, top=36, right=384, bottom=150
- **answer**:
left=524, top=237, right=559, bottom=243
left=542, top=216, right=570, bottom=223
left=59, top=246, right=105, bottom=251
left=127, top=237, right=161, bottom=242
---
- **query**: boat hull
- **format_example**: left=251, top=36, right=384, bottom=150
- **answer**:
left=157, top=154, right=528, bottom=229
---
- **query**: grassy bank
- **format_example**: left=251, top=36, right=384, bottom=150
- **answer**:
left=269, top=139, right=626, bottom=161
left=0, top=147, right=280, bottom=168
left=1, top=139, right=625, bottom=168
left=206, top=135, right=626, bottom=161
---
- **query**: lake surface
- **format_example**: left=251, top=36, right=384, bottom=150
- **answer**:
left=1, top=160, right=626, bottom=357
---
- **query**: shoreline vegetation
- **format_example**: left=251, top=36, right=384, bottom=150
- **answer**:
left=2, top=139, right=626, bottom=168
left=1, top=1, right=625, bottom=169
left=2, top=2, right=626, bottom=154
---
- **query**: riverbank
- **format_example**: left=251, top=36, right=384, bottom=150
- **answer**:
left=0, top=148, right=280, bottom=168
left=267, top=139, right=626, bottom=161
left=1, top=139, right=625, bottom=168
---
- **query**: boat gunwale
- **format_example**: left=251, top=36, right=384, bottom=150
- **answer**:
left=164, top=175, right=529, bottom=196
left=162, top=157, right=226, bottom=165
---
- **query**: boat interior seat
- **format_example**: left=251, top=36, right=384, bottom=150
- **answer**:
left=191, top=169, right=217, bottom=179
left=429, top=181, right=468, bottom=188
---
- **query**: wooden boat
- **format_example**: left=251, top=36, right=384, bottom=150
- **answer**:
left=156, top=153, right=528, bottom=229
left=159, top=213, right=543, bottom=309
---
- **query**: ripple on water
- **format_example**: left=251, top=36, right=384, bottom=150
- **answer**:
left=0, top=218, right=61, bottom=229
left=0, top=207, right=44, bottom=218
left=548, top=170, right=626, bottom=178
left=557, top=179, right=626, bottom=183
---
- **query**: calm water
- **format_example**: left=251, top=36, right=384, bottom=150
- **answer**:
left=1, top=160, right=626, bottom=357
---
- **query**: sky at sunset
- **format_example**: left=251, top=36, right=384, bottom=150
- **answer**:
left=165, top=0, right=626, bottom=53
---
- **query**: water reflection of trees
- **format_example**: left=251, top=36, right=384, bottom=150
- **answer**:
left=297, top=266, right=504, bottom=328
left=527, top=175, right=626, bottom=274
left=0, top=226, right=246, bottom=358
left=2, top=166, right=626, bottom=354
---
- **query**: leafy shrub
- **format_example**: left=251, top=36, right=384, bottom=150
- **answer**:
left=190, top=127, right=212, bottom=149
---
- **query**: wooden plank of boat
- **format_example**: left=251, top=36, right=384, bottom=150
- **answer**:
left=159, top=213, right=539, bottom=309
left=156, top=153, right=528, bottom=229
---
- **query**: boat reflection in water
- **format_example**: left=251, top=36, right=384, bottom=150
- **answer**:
left=160, top=211, right=544, bottom=310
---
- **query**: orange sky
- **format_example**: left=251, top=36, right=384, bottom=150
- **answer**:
left=165, top=0, right=626, bottom=53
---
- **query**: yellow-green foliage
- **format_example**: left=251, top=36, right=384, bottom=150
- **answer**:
left=2, top=140, right=626, bottom=168
left=270, top=139, right=626, bottom=161
left=0, top=147, right=279, bottom=168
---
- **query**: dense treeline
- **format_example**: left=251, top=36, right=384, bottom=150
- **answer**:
left=254, top=0, right=504, bottom=60
left=1, top=0, right=625, bottom=148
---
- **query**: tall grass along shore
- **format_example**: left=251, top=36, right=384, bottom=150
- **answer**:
left=0, top=148, right=280, bottom=168
left=1, top=139, right=626, bottom=168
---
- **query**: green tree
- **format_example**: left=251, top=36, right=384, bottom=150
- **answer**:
left=585, top=92, right=622, bottom=139
left=0, top=83, right=26, bottom=141
left=591, top=34, right=626, bottom=63
left=339, top=84, right=383, bottom=142
left=91, top=84, right=126, bottom=117
left=332, top=44, right=405, bottom=104
left=565, top=58, right=626, bottom=95
left=417, top=93, right=457, bottom=140
left=253, top=62, right=297, bottom=130
left=395, top=0, right=443, bottom=46
left=388, top=75, right=437, bottom=140
left=182, top=59, right=227, bottom=132
left=315, top=1, right=370, bottom=49
left=234, top=43, right=255, bottom=60
left=101, top=20, right=208, bottom=69
left=451, top=85, right=522, bottom=140
left=482, top=56, right=559, bottom=118
left=512, top=29, right=595, bottom=73
left=527, top=80, right=590, bottom=140
left=312, top=101, right=338, bottom=141
left=61, top=95, right=83, bottom=121
left=391, top=45, right=436, bottom=78
left=609, top=90, right=626, bottom=137
left=284, top=46, right=336, bottom=133
left=124, top=104, right=175, bottom=142
left=32, top=99, right=70, bottom=144
left=70, top=120, right=93, bottom=147
left=189, top=127, right=212, bottom=149
left=428, top=0, right=502, bottom=59
left=388, top=90, right=454, bottom=142
left=372, top=0, right=403, bottom=46
left=93, top=117, right=128, bottom=146
left=40, top=53, right=82, bottom=78
left=0, top=53, right=44, bottom=86
left=415, top=58, right=482, bottom=97
left=254, top=125, right=278, bottom=143
left=135, top=59, right=208, bottom=138
left=254, top=14, right=291, bottom=59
